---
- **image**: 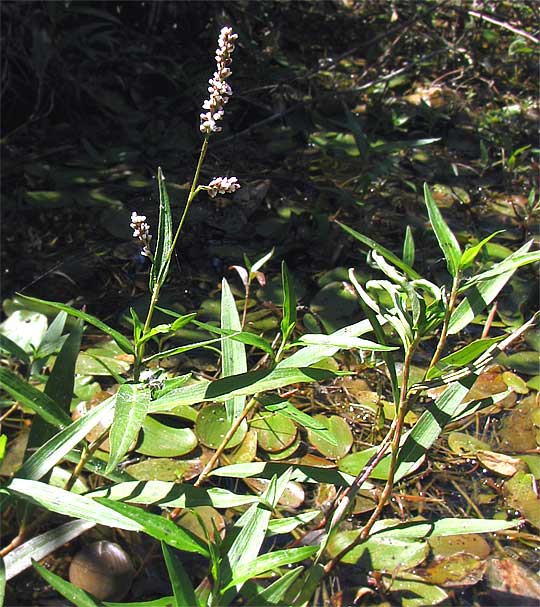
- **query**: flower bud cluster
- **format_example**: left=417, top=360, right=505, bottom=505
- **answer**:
left=200, top=27, right=238, bottom=134
left=130, top=212, right=153, bottom=258
left=206, top=176, right=241, bottom=198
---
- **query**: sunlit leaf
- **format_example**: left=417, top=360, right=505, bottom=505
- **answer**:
left=106, top=384, right=150, bottom=473
left=221, top=278, right=247, bottom=422
left=16, top=294, right=134, bottom=355
left=95, top=498, right=209, bottom=556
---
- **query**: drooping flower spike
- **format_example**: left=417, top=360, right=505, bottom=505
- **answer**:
left=206, top=176, right=241, bottom=198
left=200, top=26, right=238, bottom=134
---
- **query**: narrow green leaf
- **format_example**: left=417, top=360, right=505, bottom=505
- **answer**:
left=142, top=334, right=229, bottom=364
left=250, top=248, right=274, bottom=274
left=246, top=566, right=303, bottom=607
left=423, top=183, right=461, bottom=277
left=192, top=320, right=275, bottom=357
left=295, top=334, right=397, bottom=351
left=266, top=511, right=319, bottom=535
left=33, top=311, right=67, bottom=360
left=6, top=479, right=142, bottom=530
left=460, top=231, right=504, bottom=268
left=151, top=167, right=174, bottom=289
left=0, top=333, right=30, bottom=364
left=426, top=336, right=504, bottom=380
left=370, top=517, right=519, bottom=540
left=4, top=520, right=94, bottom=581
left=402, top=225, right=415, bottom=268
left=0, top=367, right=71, bottom=428
left=223, top=546, right=317, bottom=593
left=459, top=243, right=538, bottom=288
left=161, top=542, right=198, bottom=607
left=16, top=294, right=134, bottom=354
left=45, top=319, right=83, bottom=410
left=88, top=482, right=260, bottom=509
left=280, top=261, right=296, bottom=345
left=221, top=278, right=247, bottom=422
left=95, top=498, right=209, bottom=557
left=210, top=462, right=354, bottom=487
left=106, top=384, right=150, bottom=474
left=33, top=560, right=106, bottom=607
left=337, top=222, right=421, bottom=280
left=261, top=399, right=337, bottom=447
left=18, top=394, right=116, bottom=481
left=149, top=367, right=339, bottom=413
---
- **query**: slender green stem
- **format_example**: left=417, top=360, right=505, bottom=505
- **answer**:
left=426, top=272, right=460, bottom=375
left=134, top=137, right=210, bottom=379
left=324, top=336, right=420, bottom=574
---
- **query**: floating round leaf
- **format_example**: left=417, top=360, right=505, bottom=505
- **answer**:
left=265, top=432, right=302, bottom=460
left=428, top=534, right=490, bottom=559
left=195, top=404, right=247, bottom=450
left=229, top=429, right=258, bottom=464
left=177, top=506, right=225, bottom=543
left=307, top=415, right=353, bottom=459
left=250, top=412, right=297, bottom=453
left=125, top=458, right=202, bottom=481
left=137, top=417, right=198, bottom=457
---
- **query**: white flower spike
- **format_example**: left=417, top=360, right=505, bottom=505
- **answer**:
left=200, top=26, right=238, bottom=134
left=206, top=176, right=241, bottom=198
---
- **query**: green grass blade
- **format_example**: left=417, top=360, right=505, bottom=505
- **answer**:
left=17, top=394, right=116, bottom=481
left=106, top=384, right=149, bottom=474
left=280, top=261, right=297, bottom=345
left=95, top=498, right=209, bottom=557
left=246, top=566, right=303, bottom=606
left=151, top=167, right=174, bottom=289
left=459, top=242, right=538, bottom=288
left=223, top=546, right=317, bottom=593
left=402, top=225, right=415, bottom=267
left=161, top=542, right=198, bottom=607
left=423, top=183, right=461, bottom=277
left=149, top=367, right=339, bottom=413
left=0, top=367, right=71, bottom=428
left=16, top=294, right=134, bottom=354
left=221, top=278, right=247, bottom=422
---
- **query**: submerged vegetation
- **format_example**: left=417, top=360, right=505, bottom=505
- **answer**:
left=1, top=2, right=539, bottom=606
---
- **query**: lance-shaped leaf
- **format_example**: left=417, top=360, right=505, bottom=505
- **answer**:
left=0, top=367, right=71, bottom=429
left=106, top=384, right=150, bottom=474
left=95, top=498, right=209, bottom=557
left=5, top=479, right=142, bottom=530
left=33, top=561, right=106, bottom=607
left=150, top=167, right=174, bottom=290
left=149, top=367, right=339, bottom=413
left=16, top=294, right=134, bottom=355
left=161, top=542, right=198, bottom=607
left=221, top=278, right=247, bottom=422
left=280, top=261, right=296, bottom=347
left=423, top=183, right=461, bottom=277
left=448, top=241, right=535, bottom=335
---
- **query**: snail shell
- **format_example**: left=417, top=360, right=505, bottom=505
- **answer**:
left=69, top=540, right=135, bottom=601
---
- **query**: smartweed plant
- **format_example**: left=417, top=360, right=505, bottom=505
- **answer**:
left=1, top=26, right=539, bottom=607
